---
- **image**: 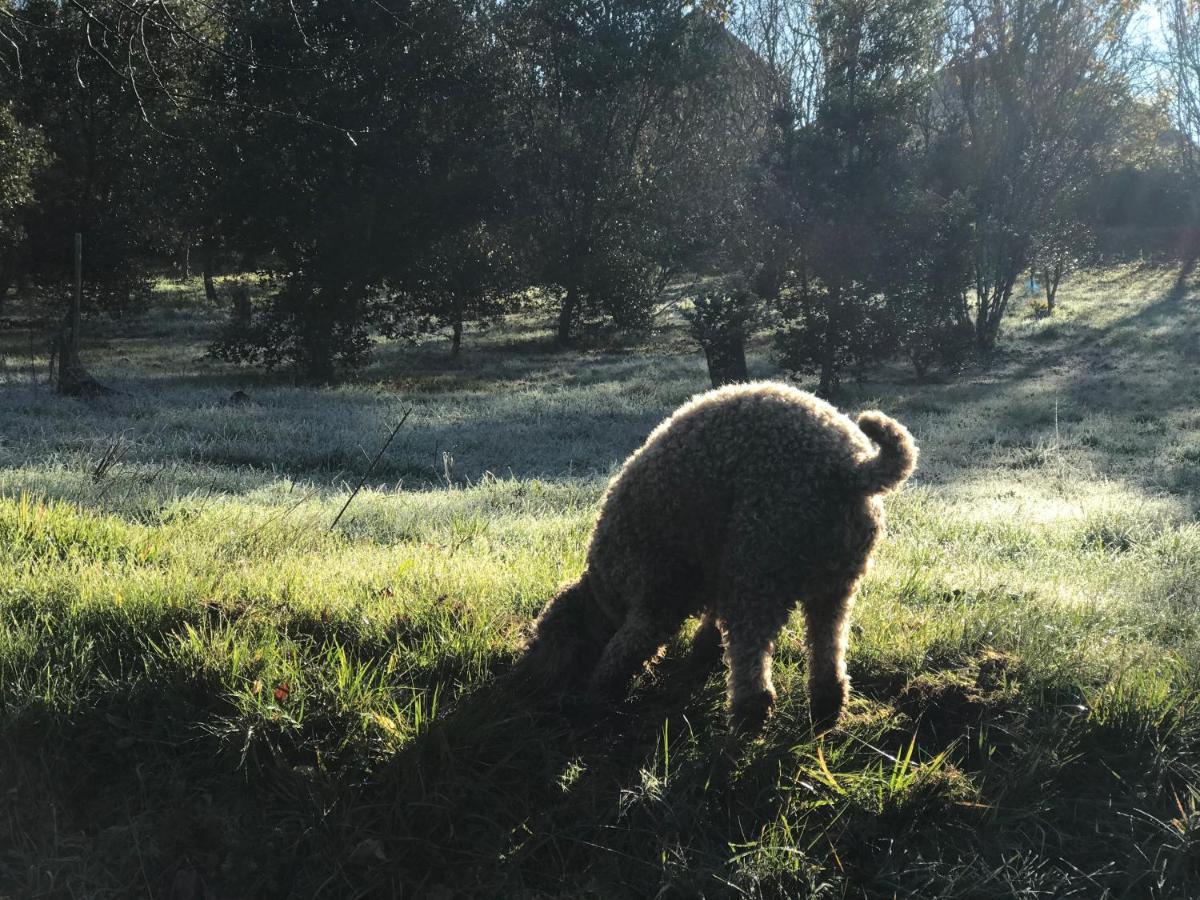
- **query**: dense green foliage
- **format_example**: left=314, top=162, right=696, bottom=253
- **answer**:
left=768, top=0, right=944, bottom=393
left=0, top=0, right=1179, bottom=384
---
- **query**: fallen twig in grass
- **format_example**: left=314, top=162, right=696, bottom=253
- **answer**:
left=330, top=408, right=413, bottom=531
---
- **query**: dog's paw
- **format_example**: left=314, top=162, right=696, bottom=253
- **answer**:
left=808, top=681, right=848, bottom=734
left=730, top=689, right=776, bottom=736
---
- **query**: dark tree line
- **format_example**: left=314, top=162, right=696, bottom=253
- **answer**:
left=0, top=0, right=1181, bottom=389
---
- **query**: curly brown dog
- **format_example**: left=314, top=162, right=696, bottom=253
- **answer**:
left=517, top=381, right=917, bottom=734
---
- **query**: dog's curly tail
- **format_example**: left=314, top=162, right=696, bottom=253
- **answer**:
left=855, top=411, right=918, bottom=494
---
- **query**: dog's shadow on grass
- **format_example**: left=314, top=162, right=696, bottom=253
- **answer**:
left=342, top=656, right=754, bottom=895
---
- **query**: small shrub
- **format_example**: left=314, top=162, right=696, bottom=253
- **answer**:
left=683, top=281, right=763, bottom=387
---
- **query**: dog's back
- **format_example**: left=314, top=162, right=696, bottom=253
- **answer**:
left=602, top=382, right=915, bottom=526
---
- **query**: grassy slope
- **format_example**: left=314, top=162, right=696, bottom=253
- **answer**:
left=1, top=267, right=1199, bottom=898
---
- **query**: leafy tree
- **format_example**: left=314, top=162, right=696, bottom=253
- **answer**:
left=770, top=0, right=941, bottom=394
left=383, top=224, right=523, bottom=357
left=944, top=0, right=1138, bottom=348
left=889, top=187, right=976, bottom=377
left=209, top=0, right=515, bottom=380
left=153, top=13, right=244, bottom=309
left=1030, top=211, right=1096, bottom=315
left=0, top=104, right=47, bottom=313
left=0, top=0, right=1153, bottom=387
left=1073, top=95, right=1195, bottom=259
left=5, top=0, right=208, bottom=313
left=684, top=278, right=762, bottom=387
left=1167, top=0, right=1200, bottom=181
left=504, top=1, right=725, bottom=345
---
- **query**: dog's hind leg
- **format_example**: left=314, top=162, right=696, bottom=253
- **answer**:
left=689, top=610, right=724, bottom=672
left=719, top=597, right=793, bottom=735
left=587, top=608, right=682, bottom=702
left=801, top=579, right=858, bottom=733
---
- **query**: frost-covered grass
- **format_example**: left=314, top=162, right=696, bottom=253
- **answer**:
left=2, top=266, right=1200, bottom=897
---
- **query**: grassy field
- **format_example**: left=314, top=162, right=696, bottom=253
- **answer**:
left=2, top=266, right=1200, bottom=897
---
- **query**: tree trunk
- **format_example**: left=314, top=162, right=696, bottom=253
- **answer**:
left=301, top=320, right=336, bottom=384
left=974, top=280, right=1014, bottom=352
left=0, top=247, right=13, bottom=319
left=304, top=344, right=335, bottom=384
left=56, top=235, right=113, bottom=397
left=909, top=351, right=929, bottom=381
left=817, top=355, right=837, bottom=397
left=753, top=260, right=782, bottom=300
left=816, top=295, right=840, bottom=397
left=975, top=316, right=996, bottom=352
left=202, top=238, right=218, bottom=304
left=702, top=329, right=748, bottom=388
left=817, top=323, right=837, bottom=397
left=450, top=296, right=464, bottom=357
left=202, top=261, right=217, bottom=304
left=1044, top=262, right=1063, bottom=314
left=231, top=283, right=252, bottom=325
left=556, top=281, right=579, bottom=347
